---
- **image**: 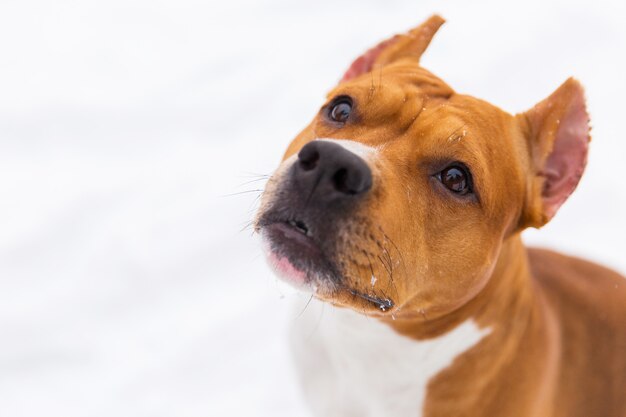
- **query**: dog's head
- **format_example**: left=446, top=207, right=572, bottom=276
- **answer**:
left=255, top=16, right=590, bottom=319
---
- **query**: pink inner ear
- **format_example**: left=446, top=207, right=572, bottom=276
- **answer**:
left=540, top=97, right=590, bottom=219
left=340, top=36, right=400, bottom=82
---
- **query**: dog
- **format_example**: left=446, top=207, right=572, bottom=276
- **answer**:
left=254, top=15, right=626, bottom=417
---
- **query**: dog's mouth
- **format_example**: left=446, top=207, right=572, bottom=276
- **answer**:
left=258, top=217, right=333, bottom=288
left=257, top=216, right=395, bottom=312
left=286, top=219, right=309, bottom=236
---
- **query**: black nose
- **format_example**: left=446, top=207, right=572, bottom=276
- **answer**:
left=294, top=141, right=372, bottom=202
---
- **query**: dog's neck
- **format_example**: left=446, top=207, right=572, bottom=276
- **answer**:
left=293, top=236, right=559, bottom=417
left=385, top=234, right=539, bottom=339
left=382, top=235, right=561, bottom=415
left=293, top=236, right=558, bottom=416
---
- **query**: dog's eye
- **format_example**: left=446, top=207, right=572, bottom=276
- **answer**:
left=328, top=97, right=352, bottom=123
left=438, top=165, right=472, bottom=195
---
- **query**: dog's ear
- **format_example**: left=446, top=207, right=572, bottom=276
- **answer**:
left=518, top=78, right=591, bottom=228
left=340, top=15, right=445, bottom=82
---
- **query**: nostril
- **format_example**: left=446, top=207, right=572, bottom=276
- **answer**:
left=295, top=141, right=372, bottom=198
left=298, top=146, right=320, bottom=171
left=332, top=168, right=353, bottom=194
left=332, top=166, right=372, bottom=195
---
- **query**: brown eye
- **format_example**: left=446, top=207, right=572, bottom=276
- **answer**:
left=439, top=165, right=472, bottom=195
left=329, top=98, right=352, bottom=123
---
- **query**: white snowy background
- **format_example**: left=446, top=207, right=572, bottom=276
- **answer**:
left=0, top=0, right=624, bottom=415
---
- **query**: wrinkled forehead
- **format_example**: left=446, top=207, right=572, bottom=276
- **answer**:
left=327, top=62, right=454, bottom=103
left=361, top=90, right=520, bottom=213
left=413, top=94, right=509, bottom=145
left=413, top=94, right=523, bottom=213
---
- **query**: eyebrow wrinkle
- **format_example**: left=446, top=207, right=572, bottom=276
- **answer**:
left=399, top=99, right=426, bottom=137
left=368, top=70, right=376, bottom=102
left=445, top=124, right=468, bottom=143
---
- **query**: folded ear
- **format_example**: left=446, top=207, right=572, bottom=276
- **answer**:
left=519, top=78, right=591, bottom=228
left=340, top=15, right=445, bottom=82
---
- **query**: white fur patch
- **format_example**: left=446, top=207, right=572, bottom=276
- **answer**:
left=290, top=299, right=490, bottom=417
left=271, top=138, right=377, bottom=178
left=316, top=138, right=378, bottom=162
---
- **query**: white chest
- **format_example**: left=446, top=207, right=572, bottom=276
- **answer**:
left=289, top=299, right=489, bottom=417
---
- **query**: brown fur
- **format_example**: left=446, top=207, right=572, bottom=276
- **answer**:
left=257, top=15, right=626, bottom=416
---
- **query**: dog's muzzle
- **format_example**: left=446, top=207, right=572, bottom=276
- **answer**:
left=256, top=140, right=373, bottom=288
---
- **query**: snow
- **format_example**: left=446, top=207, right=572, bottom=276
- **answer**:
left=0, top=0, right=624, bottom=416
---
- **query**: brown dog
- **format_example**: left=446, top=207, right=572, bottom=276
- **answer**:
left=255, top=15, right=626, bottom=417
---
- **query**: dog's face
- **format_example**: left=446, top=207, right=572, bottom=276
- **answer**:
left=255, top=16, right=589, bottom=319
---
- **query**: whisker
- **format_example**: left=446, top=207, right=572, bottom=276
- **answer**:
left=220, top=189, right=263, bottom=198
left=377, top=254, right=392, bottom=277
left=239, top=219, right=256, bottom=233
left=347, top=288, right=394, bottom=312
left=380, top=227, right=409, bottom=283
left=247, top=192, right=263, bottom=208
left=365, top=252, right=376, bottom=281
left=381, top=247, right=399, bottom=298
left=361, top=251, right=390, bottom=304
left=239, top=171, right=271, bottom=178
left=305, top=301, right=325, bottom=341
left=338, top=269, right=394, bottom=312
left=237, top=177, right=270, bottom=188
left=377, top=253, right=399, bottom=299
left=296, top=294, right=315, bottom=318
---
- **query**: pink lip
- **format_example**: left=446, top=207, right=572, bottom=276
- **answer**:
left=263, top=248, right=308, bottom=288
left=260, top=222, right=324, bottom=290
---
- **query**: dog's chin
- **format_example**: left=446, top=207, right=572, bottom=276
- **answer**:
left=263, top=247, right=312, bottom=291
left=259, top=222, right=337, bottom=292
